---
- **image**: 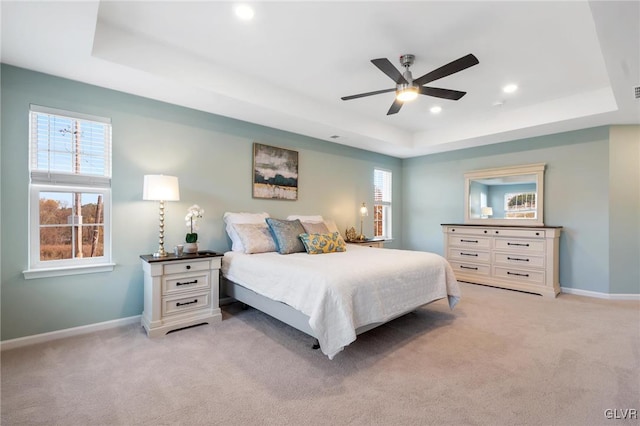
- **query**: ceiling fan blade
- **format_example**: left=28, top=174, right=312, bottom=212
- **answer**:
left=419, top=86, right=467, bottom=100
left=387, top=99, right=403, bottom=115
left=371, top=58, right=408, bottom=85
left=413, top=54, right=479, bottom=87
left=341, top=88, right=396, bottom=101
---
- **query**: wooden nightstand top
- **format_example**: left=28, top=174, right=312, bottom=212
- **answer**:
left=140, top=250, right=224, bottom=263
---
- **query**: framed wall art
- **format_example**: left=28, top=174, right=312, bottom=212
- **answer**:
left=252, top=143, right=298, bottom=200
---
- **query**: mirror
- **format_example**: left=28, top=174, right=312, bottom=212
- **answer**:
left=464, top=163, right=545, bottom=226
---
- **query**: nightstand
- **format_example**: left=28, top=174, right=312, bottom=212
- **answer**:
left=347, top=238, right=386, bottom=248
left=140, top=251, right=223, bottom=337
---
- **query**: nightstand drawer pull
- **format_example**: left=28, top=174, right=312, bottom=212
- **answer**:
left=176, top=299, right=198, bottom=307
left=460, top=265, right=478, bottom=270
left=507, top=271, right=529, bottom=277
left=460, top=252, right=478, bottom=257
left=507, top=242, right=530, bottom=247
left=507, top=257, right=529, bottom=262
left=461, top=239, right=478, bottom=243
left=186, top=265, right=191, bottom=270
left=176, top=279, right=198, bottom=286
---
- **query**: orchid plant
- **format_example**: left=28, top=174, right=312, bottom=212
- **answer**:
left=185, top=204, right=204, bottom=243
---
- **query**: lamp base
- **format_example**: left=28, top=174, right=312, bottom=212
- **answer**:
left=152, top=251, right=168, bottom=258
left=356, top=234, right=366, bottom=241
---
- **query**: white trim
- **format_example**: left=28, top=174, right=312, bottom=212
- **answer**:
left=0, top=315, right=141, bottom=351
left=30, top=104, right=112, bottom=124
left=23, top=263, right=115, bottom=279
left=561, top=287, right=640, bottom=300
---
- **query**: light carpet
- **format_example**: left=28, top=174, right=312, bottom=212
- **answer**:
left=1, top=282, right=638, bottom=425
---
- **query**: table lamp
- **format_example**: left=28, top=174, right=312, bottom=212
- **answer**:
left=357, top=202, right=369, bottom=241
left=143, top=174, right=180, bottom=257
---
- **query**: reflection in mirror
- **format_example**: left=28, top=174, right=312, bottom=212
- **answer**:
left=464, top=164, right=545, bottom=226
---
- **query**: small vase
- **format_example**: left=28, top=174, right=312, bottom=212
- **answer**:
left=184, top=242, right=198, bottom=254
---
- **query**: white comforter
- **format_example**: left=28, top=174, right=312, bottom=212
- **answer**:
left=222, top=245, right=461, bottom=359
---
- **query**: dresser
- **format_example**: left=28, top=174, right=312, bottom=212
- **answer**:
left=140, top=252, right=223, bottom=337
left=442, top=224, right=562, bottom=297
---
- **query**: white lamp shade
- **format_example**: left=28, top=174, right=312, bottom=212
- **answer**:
left=143, top=175, right=180, bottom=201
left=481, top=207, right=493, bottom=216
left=360, top=203, right=369, bottom=217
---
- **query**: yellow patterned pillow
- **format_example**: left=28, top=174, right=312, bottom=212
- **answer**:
left=299, top=232, right=347, bottom=254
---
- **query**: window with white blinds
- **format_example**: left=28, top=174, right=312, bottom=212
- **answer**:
left=25, top=105, right=113, bottom=279
left=373, top=168, right=392, bottom=239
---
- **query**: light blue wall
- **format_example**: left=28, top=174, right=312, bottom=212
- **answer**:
left=0, top=65, right=402, bottom=340
left=403, top=127, right=616, bottom=294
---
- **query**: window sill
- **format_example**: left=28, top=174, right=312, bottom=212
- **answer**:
left=23, top=263, right=115, bottom=280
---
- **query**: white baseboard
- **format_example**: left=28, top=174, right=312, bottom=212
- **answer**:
left=561, top=287, right=640, bottom=300
left=0, top=315, right=142, bottom=351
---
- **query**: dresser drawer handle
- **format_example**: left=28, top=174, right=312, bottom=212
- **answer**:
left=186, top=265, right=191, bottom=270
left=461, top=239, right=478, bottom=243
left=507, top=271, right=529, bottom=277
left=460, top=265, right=478, bottom=270
left=176, top=299, right=198, bottom=307
left=176, top=279, right=198, bottom=286
left=507, top=242, right=529, bottom=247
left=507, top=257, right=529, bottom=262
left=460, top=252, right=478, bottom=257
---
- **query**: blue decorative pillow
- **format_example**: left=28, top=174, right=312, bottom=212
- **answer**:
left=299, top=232, right=347, bottom=255
left=265, top=218, right=306, bottom=254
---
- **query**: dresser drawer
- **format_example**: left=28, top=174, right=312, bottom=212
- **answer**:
left=494, top=238, right=545, bottom=253
left=164, top=261, right=210, bottom=275
left=163, top=292, right=211, bottom=316
left=494, top=253, right=544, bottom=269
left=162, top=272, right=210, bottom=295
left=494, top=266, right=545, bottom=285
left=448, top=248, right=490, bottom=263
left=490, top=229, right=545, bottom=239
left=448, top=235, right=491, bottom=249
left=447, top=227, right=491, bottom=236
left=449, top=261, right=491, bottom=277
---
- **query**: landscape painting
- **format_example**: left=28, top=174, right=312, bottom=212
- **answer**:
left=252, top=143, right=298, bottom=200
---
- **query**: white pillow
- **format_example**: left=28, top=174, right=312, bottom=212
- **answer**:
left=323, top=219, right=340, bottom=234
left=232, top=223, right=276, bottom=254
left=223, top=212, right=270, bottom=252
left=286, top=215, right=324, bottom=223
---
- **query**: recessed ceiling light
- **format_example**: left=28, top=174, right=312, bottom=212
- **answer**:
left=430, top=106, right=442, bottom=114
left=503, top=84, right=518, bottom=94
left=234, top=4, right=255, bottom=21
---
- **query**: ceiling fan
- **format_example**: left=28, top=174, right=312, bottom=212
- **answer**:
left=341, top=53, right=479, bottom=115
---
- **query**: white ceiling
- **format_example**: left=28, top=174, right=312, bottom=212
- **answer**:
left=1, top=1, right=639, bottom=158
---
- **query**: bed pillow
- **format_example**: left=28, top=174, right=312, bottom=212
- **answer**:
left=299, top=232, right=347, bottom=255
left=265, top=218, right=307, bottom=254
left=301, top=221, right=330, bottom=235
left=232, top=223, right=276, bottom=254
left=323, top=219, right=340, bottom=234
left=223, top=212, right=270, bottom=252
left=286, top=215, right=324, bottom=223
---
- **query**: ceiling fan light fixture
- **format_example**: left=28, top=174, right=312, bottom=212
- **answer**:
left=396, top=87, right=419, bottom=102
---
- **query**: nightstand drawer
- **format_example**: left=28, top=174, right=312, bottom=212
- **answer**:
left=163, top=292, right=211, bottom=316
left=162, top=272, right=210, bottom=295
left=164, top=261, right=210, bottom=275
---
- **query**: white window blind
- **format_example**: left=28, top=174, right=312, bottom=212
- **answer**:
left=374, top=169, right=392, bottom=204
left=30, top=105, right=111, bottom=186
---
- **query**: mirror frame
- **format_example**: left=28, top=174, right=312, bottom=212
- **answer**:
left=464, top=163, right=545, bottom=226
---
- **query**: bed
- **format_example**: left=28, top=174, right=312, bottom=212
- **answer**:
left=222, top=243, right=461, bottom=359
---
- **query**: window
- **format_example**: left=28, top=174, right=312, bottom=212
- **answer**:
left=373, top=168, right=392, bottom=239
left=25, top=105, right=113, bottom=279
left=504, top=192, right=537, bottom=219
